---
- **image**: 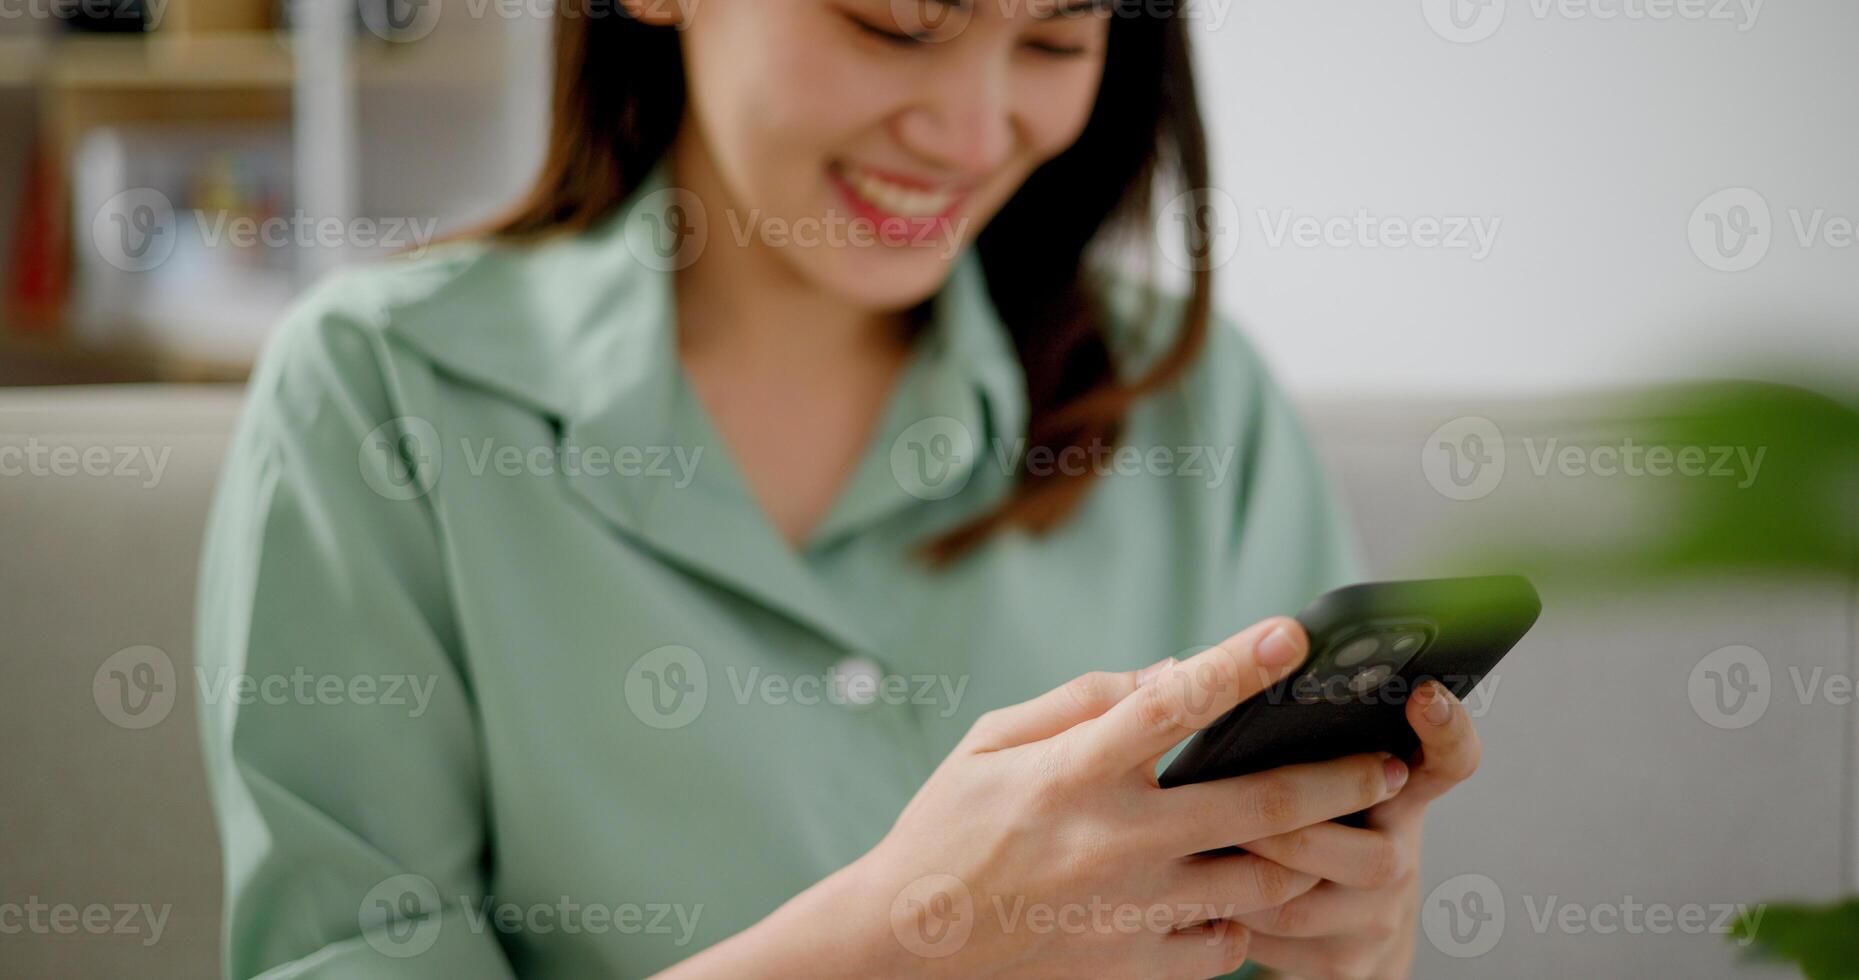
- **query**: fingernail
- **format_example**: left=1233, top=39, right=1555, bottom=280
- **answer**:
left=1423, top=683, right=1453, bottom=725
left=1256, top=624, right=1304, bottom=668
left=1383, top=757, right=1409, bottom=794
left=1138, top=657, right=1177, bottom=686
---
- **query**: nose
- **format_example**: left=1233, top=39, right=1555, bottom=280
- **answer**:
left=893, top=49, right=1016, bottom=179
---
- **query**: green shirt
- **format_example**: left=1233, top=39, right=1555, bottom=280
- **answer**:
left=195, top=161, right=1362, bottom=978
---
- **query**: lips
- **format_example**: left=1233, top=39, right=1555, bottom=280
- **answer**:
left=828, top=161, right=971, bottom=230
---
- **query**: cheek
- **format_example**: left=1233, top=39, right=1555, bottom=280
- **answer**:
left=681, top=6, right=871, bottom=178
left=1016, top=63, right=1106, bottom=163
left=683, top=2, right=892, bottom=159
left=750, top=41, right=901, bottom=152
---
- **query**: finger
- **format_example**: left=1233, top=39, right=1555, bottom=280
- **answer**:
left=1161, top=753, right=1408, bottom=855
left=1245, top=931, right=1386, bottom=978
left=1170, top=852, right=1319, bottom=920
left=961, top=660, right=1171, bottom=752
left=1080, top=617, right=1308, bottom=773
left=1243, top=821, right=1411, bottom=891
left=1158, top=917, right=1253, bottom=980
left=1238, top=881, right=1391, bottom=939
left=1374, top=680, right=1481, bottom=826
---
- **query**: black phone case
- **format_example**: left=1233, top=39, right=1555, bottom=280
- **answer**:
left=1158, top=576, right=1541, bottom=794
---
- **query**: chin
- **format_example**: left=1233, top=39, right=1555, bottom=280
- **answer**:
left=808, top=247, right=966, bottom=314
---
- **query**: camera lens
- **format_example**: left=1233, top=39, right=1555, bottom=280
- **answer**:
left=1349, top=663, right=1395, bottom=694
left=1334, top=636, right=1381, bottom=668
left=1390, top=632, right=1424, bottom=656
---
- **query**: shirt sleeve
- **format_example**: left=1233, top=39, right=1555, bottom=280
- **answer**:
left=193, top=280, right=516, bottom=979
left=1227, top=333, right=1367, bottom=615
left=1179, top=310, right=1366, bottom=640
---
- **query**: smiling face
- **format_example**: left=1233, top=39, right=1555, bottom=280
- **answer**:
left=660, top=0, right=1113, bottom=310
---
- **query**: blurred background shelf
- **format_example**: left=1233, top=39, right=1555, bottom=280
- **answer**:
left=0, top=30, right=507, bottom=93
left=0, top=6, right=543, bottom=386
left=0, top=327, right=251, bottom=385
left=46, top=33, right=295, bottom=90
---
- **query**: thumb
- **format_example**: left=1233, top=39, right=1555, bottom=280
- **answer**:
left=963, top=658, right=1175, bottom=752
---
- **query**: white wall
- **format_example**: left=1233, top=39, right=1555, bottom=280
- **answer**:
left=1191, top=0, right=1859, bottom=396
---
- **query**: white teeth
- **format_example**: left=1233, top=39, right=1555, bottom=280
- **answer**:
left=841, top=165, right=957, bottom=218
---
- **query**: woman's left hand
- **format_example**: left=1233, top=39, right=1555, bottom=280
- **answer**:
left=1232, top=681, right=1483, bottom=980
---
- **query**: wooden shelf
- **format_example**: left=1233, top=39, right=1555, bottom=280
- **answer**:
left=0, top=30, right=506, bottom=93
left=0, top=326, right=253, bottom=386
left=48, top=32, right=296, bottom=91
left=0, top=36, right=44, bottom=88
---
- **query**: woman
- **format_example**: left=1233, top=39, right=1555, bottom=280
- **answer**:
left=195, top=1, right=1484, bottom=977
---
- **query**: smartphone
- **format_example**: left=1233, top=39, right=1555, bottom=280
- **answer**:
left=1158, top=575, right=1541, bottom=794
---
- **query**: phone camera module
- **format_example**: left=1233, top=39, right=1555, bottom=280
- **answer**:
left=1332, top=636, right=1381, bottom=668
left=1291, top=672, right=1327, bottom=705
left=1348, top=663, right=1396, bottom=694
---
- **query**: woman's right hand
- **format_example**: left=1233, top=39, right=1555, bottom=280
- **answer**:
left=836, top=615, right=1410, bottom=979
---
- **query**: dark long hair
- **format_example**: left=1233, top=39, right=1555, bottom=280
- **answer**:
left=474, top=6, right=1214, bottom=562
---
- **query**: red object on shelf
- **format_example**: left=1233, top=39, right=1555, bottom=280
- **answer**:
left=5, top=140, right=72, bottom=334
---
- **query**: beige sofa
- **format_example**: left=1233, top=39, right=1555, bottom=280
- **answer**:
left=1, top=385, right=1849, bottom=979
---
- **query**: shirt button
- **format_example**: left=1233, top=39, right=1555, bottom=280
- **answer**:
left=832, top=656, right=884, bottom=708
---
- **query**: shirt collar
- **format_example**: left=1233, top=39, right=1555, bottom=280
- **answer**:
left=385, top=156, right=1026, bottom=465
